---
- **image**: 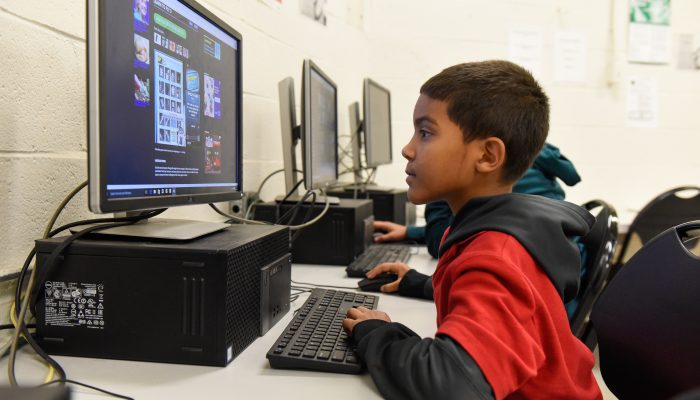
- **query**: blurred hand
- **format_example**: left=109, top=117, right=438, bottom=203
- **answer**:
left=343, top=306, right=391, bottom=334
left=373, top=221, right=407, bottom=243
left=366, top=262, right=411, bottom=293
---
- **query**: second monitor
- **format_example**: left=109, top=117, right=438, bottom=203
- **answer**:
left=330, top=78, right=415, bottom=225
left=254, top=60, right=373, bottom=265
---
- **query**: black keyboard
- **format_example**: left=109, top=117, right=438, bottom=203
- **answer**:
left=346, top=244, right=412, bottom=277
left=266, top=288, right=378, bottom=374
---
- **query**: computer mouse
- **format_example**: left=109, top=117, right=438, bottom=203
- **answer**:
left=357, top=273, right=398, bottom=292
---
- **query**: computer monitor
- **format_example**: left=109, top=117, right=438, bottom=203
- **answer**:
left=87, top=0, right=243, bottom=237
left=362, top=78, right=392, bottom=168
left=278, top=59, right=338, bottom=200
left=345, top=78, right=392, bottom=186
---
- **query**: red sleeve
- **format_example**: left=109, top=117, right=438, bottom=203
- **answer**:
left=436, top=240, right=547, bottom=399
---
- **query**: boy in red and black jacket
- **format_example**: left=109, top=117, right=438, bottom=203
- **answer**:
left=342, top=60, right=602, bottom=400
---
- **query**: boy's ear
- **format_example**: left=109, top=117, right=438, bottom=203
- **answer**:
left=475, top=137, right=506, bottom=174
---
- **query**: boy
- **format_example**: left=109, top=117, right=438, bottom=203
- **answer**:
left=342, top=61, right=602, bottom=400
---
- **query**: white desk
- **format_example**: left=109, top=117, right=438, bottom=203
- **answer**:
left=6, top=249, right=438, bottom=400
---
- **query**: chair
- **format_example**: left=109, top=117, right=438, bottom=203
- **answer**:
left=568, top=200, right=618, bottom=350
left=591, top=221, right=700, bottom=400
left=613, top=186, right=700, bottom=278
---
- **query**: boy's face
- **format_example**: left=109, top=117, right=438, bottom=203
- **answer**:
left=403, top=94, right=484, bottom=208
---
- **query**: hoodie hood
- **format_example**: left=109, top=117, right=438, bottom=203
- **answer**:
left=439, top=193, right=594, bottom=302
left=513, top=143, right=581, bottom=200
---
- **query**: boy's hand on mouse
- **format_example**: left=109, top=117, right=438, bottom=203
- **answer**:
left=373, top=221, right=407, bottom=243
left=343, top=306, right=391, bottom=334
left=366, top=262, right=411, bottom=293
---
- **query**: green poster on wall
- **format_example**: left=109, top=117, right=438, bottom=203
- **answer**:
left=628, top=0, right=671, bottom=63
left=630, top=0, right=670, bottom=25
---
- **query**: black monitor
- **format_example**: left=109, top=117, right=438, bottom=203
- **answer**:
left=362, top=78, right=392, bottom=168
left=278, top=60, right=338, bottom=200
left=346, top=78, right=392, bottom=186
left=87, top=0, right=243, bottom=238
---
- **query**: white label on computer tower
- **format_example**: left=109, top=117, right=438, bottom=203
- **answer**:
left=43, top=281, right=105, bottom=330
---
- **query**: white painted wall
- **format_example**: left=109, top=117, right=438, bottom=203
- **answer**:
left=365, top=0, right=700, bottom=224
left=2, top=0, right=700, bottom=275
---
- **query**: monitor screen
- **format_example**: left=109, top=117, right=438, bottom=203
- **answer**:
left=88, top=0, right=243, bottom=213
left=301, top=60, right=338, bottom=190
left=363, top=79, right=392, bottom=168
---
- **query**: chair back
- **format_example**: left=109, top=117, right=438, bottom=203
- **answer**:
left=591, top=221, right=700, bottom=400
left=617, top=186, right=700, bottom=266
left=570, top=200, right=617, bottom=349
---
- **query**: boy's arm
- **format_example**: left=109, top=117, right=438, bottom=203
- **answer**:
left=397, top=269, right=433, bottom=299
left=424, top=201, right=453, bottom=258
left=352, top=320, right=494, bottom=400
left=365, top=264, right=433, bottom=299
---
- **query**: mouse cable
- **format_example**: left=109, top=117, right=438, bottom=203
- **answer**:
left=290, top=279, right=357, bottom=291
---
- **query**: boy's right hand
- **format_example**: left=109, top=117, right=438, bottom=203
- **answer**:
left=373, top=221, right=407, bottom=243
left=366, top=262, right=411, bottom=293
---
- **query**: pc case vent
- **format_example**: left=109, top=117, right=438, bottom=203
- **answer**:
left=182, top=277, right=206, bottom=336
left=225, top=228, right=289, bottom=357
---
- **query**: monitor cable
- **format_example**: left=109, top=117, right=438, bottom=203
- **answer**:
left=244, top=168, right=303, bottom=220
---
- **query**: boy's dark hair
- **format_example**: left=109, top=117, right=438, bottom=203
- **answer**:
left=420, top=60, right=549, bottom=183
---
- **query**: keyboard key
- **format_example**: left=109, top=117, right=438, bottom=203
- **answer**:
left=331, top=350, right=346, bottom=361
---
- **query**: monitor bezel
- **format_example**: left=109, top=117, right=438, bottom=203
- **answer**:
left=87, top=0, right=244, bottom=214
left=362, top=78, right=393, bottom=168
left=301, top=59, right=339, bottom=191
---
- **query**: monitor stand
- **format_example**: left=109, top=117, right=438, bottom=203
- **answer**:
left=71, top=218, right=229, bottom=241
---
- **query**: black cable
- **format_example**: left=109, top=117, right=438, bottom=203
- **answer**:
left=17, top=322, right=66, bottom=382
left=30, top=221, right=141, bottom=313
left=47, top=208, right=166, bottom=238
left=276, top=188, right=313, bottom=225
left=0, top=323, right=35, bottom=331
left=11, top=210, right=165, bottom=386
left=290, top=279, right=358, bottom=290
left=43, top=181, right=88, bottom=238
left=291, top=191, right=317, bottom=243
left=18, top=209, right=167, bottom=314
left=275, top=179, right=305, bottom=221
left=41, top=379, right=134, bottom=400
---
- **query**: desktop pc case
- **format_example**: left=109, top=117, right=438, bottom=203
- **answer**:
left=34, top=225, right=291, bottom=367
left=254, top=198, right=373, bottom=265
left=327, top=187, right=416, bottom=225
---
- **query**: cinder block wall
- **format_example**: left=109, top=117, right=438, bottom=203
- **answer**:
left=2, top=0, right=700, bottom=276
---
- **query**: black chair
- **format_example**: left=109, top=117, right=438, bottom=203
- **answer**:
left=569, top=200, right=617, bottom=350
left=614, top=186, right=700, bottom=278
left=591, top=221, right=700, bottom=400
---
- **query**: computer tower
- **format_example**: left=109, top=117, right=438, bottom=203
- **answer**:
left=254, top=198, right=373, bottom=265
left=34, top=225, right=290, bottom=367
left=327, top=187, right=416, bottom=225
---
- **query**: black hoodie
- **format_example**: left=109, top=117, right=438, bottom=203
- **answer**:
left=353, top=194, right=594, bottom=400
left=400, top=194, right=593, bottom=302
